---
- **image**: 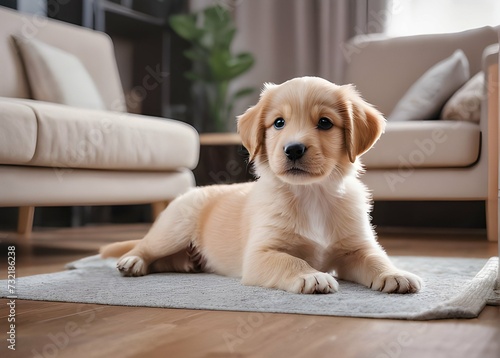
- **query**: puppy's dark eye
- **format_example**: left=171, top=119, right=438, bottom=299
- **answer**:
left=317, top=117, right=333, bottom=130
left=274, top=118, right=285, bottom=129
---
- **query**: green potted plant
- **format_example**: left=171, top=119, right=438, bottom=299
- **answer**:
left=169, top=5, right=255, bottom=132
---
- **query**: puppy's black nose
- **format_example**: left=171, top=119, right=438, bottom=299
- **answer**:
left=284, top=143, right=307, bottom=161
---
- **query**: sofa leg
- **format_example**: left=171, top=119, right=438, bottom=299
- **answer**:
left=486, top=198, right=498, bottom=242
left=151, top=201, right=169, bottom=222
left=18, top=206, right=35, bottom=237
left=486, top=62, right=499, bottom=242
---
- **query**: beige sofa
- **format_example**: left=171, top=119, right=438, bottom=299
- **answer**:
left=344, top=27, right=499, bottom=241
left=0, top=7, right=199, bottom=235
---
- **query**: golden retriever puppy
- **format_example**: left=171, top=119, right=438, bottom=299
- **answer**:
left=101, top=76, right=422, bottom=294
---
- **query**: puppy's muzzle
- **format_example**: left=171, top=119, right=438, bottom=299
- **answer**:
left=284, top=143, right=307, bottom=161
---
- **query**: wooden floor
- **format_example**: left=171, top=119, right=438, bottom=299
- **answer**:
left=0, top=225, right=498, bottom=358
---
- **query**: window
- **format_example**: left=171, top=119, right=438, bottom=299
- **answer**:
left=386, top=0, right=500, bottom=37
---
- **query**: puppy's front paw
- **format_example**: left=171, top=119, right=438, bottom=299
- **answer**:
left=371, top=270, right=422, bottom=293
left=292, top=272, right=339, bottom=294
left=117, top=255, right=148, bottom=277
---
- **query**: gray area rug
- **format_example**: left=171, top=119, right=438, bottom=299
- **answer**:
left=1, top=256, right=498, bottom=320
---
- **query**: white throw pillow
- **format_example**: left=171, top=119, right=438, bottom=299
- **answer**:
left=441, top=71, right=484, bottom=123
left=388, top=50, right=470, bottom=121
left=12, top=35, right=106, bottom=110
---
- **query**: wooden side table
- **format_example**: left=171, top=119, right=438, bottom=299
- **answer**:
left=193, top=133, right=256, bottom=186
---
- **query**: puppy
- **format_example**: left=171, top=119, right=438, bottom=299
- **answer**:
left=101, top=76, right=422, bottom=294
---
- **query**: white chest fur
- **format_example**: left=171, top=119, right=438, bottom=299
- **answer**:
left=292, top=184, right=342, bottom=248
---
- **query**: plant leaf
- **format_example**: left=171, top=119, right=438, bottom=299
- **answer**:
left=226, top=53, right=255, bottom=79
left=209, top=51, right=255, bottom=81
left=204, top=6, right=232, bottom=30
left=183, top=48, right=206, bottom=61
left=201, top=6, right=235, bottom=50
left=169, top=14, right=203, bottom=41
left=208, top=50, right=232, bottom=81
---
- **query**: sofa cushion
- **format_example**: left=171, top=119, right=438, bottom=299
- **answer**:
left=0, top=7, right=127, bottom=111
left=12, top=35, right=107, bottom=110
left=442, top=71, right=484, bottom=123
left=362, top=120, right=480, bottom=169
left=0, top=97, right=199, bottom=171
left=388, top=50, right=469, bottom=121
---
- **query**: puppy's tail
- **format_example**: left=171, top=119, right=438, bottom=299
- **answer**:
left=100, top=240, right=140, bottom=258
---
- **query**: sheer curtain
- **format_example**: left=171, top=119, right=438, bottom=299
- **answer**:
left=229, top=0, right=389, bottom=124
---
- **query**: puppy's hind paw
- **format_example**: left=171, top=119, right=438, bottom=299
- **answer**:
left=117, top=255, right=148, bottom=277
left=294, top=272, right=339, bottom=294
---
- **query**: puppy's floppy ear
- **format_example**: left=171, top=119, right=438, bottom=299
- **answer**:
left=237, top=83, right=276, bottom=161
left=237, top=105, right=263, bottom=161
left=338, top=84, right=386, bottom=163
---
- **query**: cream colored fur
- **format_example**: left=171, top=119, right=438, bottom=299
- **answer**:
left=101, top=77, right=422, bottom=294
